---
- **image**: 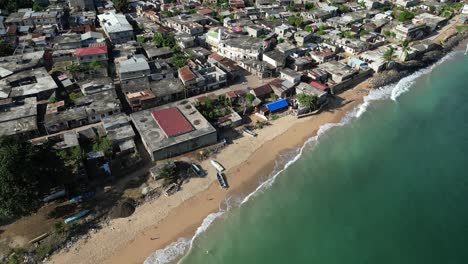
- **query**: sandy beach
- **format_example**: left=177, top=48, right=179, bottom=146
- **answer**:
left=47, top=83, right=369, bottom=264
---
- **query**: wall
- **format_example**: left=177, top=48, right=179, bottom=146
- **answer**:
left=151, top=131, right=218, bottom=161
left=330, top=69, right=373, bottom=94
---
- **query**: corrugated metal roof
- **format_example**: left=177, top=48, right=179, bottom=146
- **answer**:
left=152, top=107, right=194, bottom=137
left=265, top=99, right=288, bottom=112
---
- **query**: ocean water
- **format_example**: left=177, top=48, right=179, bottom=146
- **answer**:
left=145, top=51, right=468, bottom=264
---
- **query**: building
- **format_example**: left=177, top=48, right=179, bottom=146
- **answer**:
left=394, top=23, right=428, bottom=42
left=262, top=50, right=287, bottom=69
left=206, top=28, right=264, bottom=62
left=0, top=97, right=38, bottom=138
left=76, top=43, right=108, bottom=65
left=81, top=31, right=104, bottom=46
left=101, top=114, right=136, bottom=155
left=295, top=82, right=328, bottom=110
left=318, top=61, right=358, bottom=83
left=0, top=68, right=58, bottom=100
left=98, top=11, right=134, bottom=44
left=130, top=101, right=218, bottom=161
left=178, top=65, right=228, bottom=96
left=68, top=0, right=95, bottom=11
left=279, top=68, right=302, bottom=84
left=118, top=56, right=151, bottom=81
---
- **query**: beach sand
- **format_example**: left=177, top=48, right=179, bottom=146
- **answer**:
left=48, top=83, right=369, bottom=264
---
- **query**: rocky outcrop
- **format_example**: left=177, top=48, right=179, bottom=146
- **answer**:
left=368, top=32, right=468, bottom=89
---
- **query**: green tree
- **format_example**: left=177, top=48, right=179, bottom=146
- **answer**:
left=89, top=59, right=102, bottom=72
left=278, top=38, right=284, bottom=43
left=397, top=10, right=415, bottom=22
left=0, top=40, right=15, bottom=57
left=112, top=0, right=128, bottom=12
left=267, top=16, right=276, bottom=21
left=152, top=32, right=176, bottom=48
left=136, top=36, right=145, bottom=44
left=296, top=94, right=318, bottom=110
left=92, top=137, right=112, bottom=156
left=399, top=40, right=409, bottom=61
left=317, top=24, right=327, bottom=35
left=170, top=53, right=189, bottom=68
left=382, top=46, right=396, bottom=63
left=304, top=25, right=313, bottom=32
left=0, top=138, right=67, bottom=218
left=305, top=2, right=316, bottom=10
left=288, top=15, right=303, bottom=28
left=32, top=2, right=46, bottom=11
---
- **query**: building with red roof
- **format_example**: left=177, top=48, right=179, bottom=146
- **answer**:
left=76, top=44, right=108, bottom=65
left=309, top=81, right=328, bottom=91
left=130, top=101, right=217, bottom=161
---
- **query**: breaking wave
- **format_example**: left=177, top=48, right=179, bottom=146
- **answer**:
left=143, top=50, right=458, bottom=264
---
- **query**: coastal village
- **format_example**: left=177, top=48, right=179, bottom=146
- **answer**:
left=0, top=0, right=466, bottom=262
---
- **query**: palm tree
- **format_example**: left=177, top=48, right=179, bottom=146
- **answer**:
left=399, top=40, right=409, bottom=61
left=297, top=94, right=318, bottom=111
left=382, top=46, right=396, bottom=63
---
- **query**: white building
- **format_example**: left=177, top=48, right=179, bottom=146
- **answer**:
left=98, top=11, right=134, bottom=44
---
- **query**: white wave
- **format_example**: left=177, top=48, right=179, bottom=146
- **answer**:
left=144, top=50, right=459, bottom=264
left=390, top=50, right=459, bottom=101
left=144, top=211, right=225, bottom=264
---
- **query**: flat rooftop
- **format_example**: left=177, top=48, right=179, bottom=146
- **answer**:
left=0, top=68, right=57, bottom=99
left=152, top=107, right=194, bottom=137
left=131, top=100, right=216, bottom=153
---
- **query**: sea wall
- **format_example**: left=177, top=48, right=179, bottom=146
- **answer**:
left=368, top=32, right=468, bottom=89
left=331, top=69, right=373, bottom=94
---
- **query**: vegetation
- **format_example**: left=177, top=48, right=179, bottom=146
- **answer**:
left=270, top=114, right=279, bottom=121
left=195, top=98, right=232, bottom=121
left=267, top=16, right=276, bottom=21
left=456, top=25, right=468, bottom=32
left=2, top=0, right=32, bottom=12
left=152, top=32, right=176, bottom=48
left=304, top=25, right=313, bottom=32
left=397, top=10, right=415, bottom=22
left=170, top=53, right=189, bottom=68
left=382, top=46, right=396, bottom=63
left=136, top=36, right=145, bottom=44
left=333, top=4, right=351, bottom=13
left=32, top=1, right=47, bottom=11
left=48, top=96, right=57, bottom=104
left=92, top=137, right=112, bottom=156
left=317, top=24, right=327, bottom=35
left=278, top=38, right=284, bottom=43
left=69, top=91, right=83, bottom=102
left=296, top=94, right=318, bottom=110
left=305, top=2, right=316, bottom=11
left=89, top=59, right=102, bottom=72
left=399, top=40, right=409, bottom=61
left=383, top=30, right=396, bottom=38
left=0, top=40, right=15, bottom=57
left=57, top=146, right=82, bottom=168
left=112, top=0, right=128, bottom=12
left=287, top=15, right=303, bottom=28
left=0, top=137, right=67, bottom=218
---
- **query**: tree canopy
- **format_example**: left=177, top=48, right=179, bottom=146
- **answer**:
left=382, top=46, right=396, bottom=63
left=297, top=94, right=318, bottom=110
left=0, top=137, right=67, bottom=218
left=112, top=0, right=128, bottom=12
left=397, top=10, right=415, bottom=22
left=152, top=32, right=176, bottom=48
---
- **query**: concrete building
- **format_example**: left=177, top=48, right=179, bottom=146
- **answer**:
left=118, top=56, right=151, bottom=81
left=318, top=61, right=358, bottom=83
left=206, top=28, right=264, bottom=62
left=0, top=97, right=38, bottom=138
left=98, top=11, right=134, bottom=44
left=394, top=23, right=428, bottom=41
left=68, top=0, right=95, bottom=11
left=76, top=43, right=108, bottom=65
left=102, top=114, right=136, bottom=154
left=130, top=101, right=218, bottom=161
left=262, top=50, right=287, bottom=69
left=0, top=68, right=58, bottom=100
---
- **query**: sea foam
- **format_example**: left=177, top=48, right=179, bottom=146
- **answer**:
left=143, top=50, right=459, bottom=264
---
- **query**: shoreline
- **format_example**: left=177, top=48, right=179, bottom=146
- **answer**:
left=48, top=83, right=368, bottom=264
left=47, top=26, right=467, bottom=264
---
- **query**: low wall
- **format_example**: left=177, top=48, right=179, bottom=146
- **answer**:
left=330, top=69, right=373, bottom=95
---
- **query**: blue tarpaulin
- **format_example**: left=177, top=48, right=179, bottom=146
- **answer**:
left=265, top=99, right=288, bottom=112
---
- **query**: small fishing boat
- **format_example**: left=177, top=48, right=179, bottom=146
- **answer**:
left=164, top=183, right=179, bottom=196
left=69, top=191, right=96, bottom=203
left=217, top=172, right=228, bottom=189
left=242, top=127, right=257, bottom=137
left=43, top=190, right=66, bottom=203
left=210, top=160, right=225, bottom=172
left=64, top=209, right=90, bottom=224
left=191, top=163, right=206, bottom=177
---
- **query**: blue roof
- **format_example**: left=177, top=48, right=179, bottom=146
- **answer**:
left=265, top=99, right=288, bottom=112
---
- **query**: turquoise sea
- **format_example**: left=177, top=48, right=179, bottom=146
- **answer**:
left=146, top=51, right=468, bottom=264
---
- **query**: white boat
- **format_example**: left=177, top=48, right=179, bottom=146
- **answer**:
left=210, top=160, right=225, bottom=172
left=242, top=127, right=257, bottom=137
